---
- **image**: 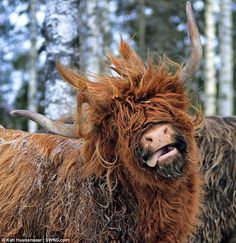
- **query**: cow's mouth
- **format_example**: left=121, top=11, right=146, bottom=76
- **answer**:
left=144, top=144, right=178, bottom=168
left=136, top=134, right=187, bottom=179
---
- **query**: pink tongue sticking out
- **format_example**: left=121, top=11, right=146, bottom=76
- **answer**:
left=146, top=146, right=177, bottom=167
left=146, top=149, right=165, bottom=167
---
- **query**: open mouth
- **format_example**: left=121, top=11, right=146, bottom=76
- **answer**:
left=137, top=134, right=187, bottom=168
left=145, top=144, right=178, bottom=168
left=136, top=132, right=187, bottom=178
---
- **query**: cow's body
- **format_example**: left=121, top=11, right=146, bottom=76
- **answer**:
left=0, top=117, right=235, bottom=242
left=0, top=127, right=198, bottom=242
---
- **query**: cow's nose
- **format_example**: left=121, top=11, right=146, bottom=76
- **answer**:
left=144, top=125, right=169, bottom=143
left=142, top=124, right=173, bottom=150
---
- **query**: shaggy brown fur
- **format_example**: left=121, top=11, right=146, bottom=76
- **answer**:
left=191, top=117, right=236, bottom=243
left=0, top=41, right=202, bottom=242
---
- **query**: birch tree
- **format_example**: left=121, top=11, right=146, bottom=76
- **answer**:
left=79, top=0, right=111, bottom=75
left=28, top=0, right=38, bottom=132
left=83, top=0, right=101, bottom=75
left=138, top=0, right=146, bottom=58
left=99, top=0, right=111, bottom=74
left=204, top=0, right=217, bottom=116
left=43, top=0, right=80, bottom=119
left=219, top=0, right=233, bottom=115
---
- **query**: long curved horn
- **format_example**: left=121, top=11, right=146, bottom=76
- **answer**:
left=10, top=110, right=76, bottom=138
left=181, top=1, right=203, bottom=82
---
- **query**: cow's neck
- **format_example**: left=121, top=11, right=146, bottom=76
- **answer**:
left=126, top=174, right=184, bottom=243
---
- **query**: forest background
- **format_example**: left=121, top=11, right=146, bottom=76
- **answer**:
left=0, top=0, right=235, bottom=131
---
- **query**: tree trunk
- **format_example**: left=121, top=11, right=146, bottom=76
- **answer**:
left=43, top=0, right=80, bottom=119
left=28, top=0, right=38, bottom=132
left=204, top=0, right=217, bottom=116
left=79, top=0, right=111, bottom=76
left=99, top=0, right=111, bottom=74
left=219, top=0, right=233, bottom=115
left=138, top=0, right=146, bottom=58
left=84, top=0, right=101, bottom=75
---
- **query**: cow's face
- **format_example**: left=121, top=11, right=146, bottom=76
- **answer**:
left=101, top=55, right=199, bottom=184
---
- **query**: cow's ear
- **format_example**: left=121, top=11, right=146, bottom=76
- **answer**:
left=56, top=63, right=89, bottom=91
left=56, top=63, right=110, bottom=105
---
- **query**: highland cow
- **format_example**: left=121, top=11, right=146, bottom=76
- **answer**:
left=0, top=2, right=230, bottom=242
left=192, top=117, right=236, bottom=243
left=8, top=117, right=235, bottom=243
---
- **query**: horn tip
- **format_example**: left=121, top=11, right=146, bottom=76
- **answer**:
left=10, top=110, right=31, bottom=118
left=186, top=1, right=191, bottom=7
left=186, top=1, right=193, bottom=13
left=10, top=110, right=19, bottom=116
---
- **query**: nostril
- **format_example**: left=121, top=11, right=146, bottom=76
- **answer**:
left=145, top=136, right=153, bottom=143
left=163, top=126, right=168, bottom=134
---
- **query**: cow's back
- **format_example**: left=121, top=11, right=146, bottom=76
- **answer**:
left=0, top=129, right=83, bottom=237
